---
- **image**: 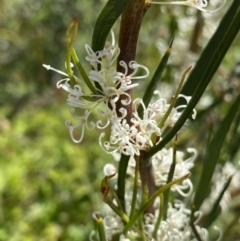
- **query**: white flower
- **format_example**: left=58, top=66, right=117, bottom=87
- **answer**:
left=96, top=196, right=209, bottom=240
left=45, top=32, right=195, bottom=155
left=99, top=98, right=161, bottom=156
left=98, top=150, right=214, bottom=241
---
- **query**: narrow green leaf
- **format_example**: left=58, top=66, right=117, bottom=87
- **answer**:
left=179, top=1, right=240, bottom=100
left=159, top=66, right=191, bottom=129
left=152, top=192, right=164, bottom=239
left=146, top=1, right=240, bottom=159
left=117, top=154, right=130, bottom=213
left=193, top=94, right=240, bottom=211
left=225, top=106, right=240, bottom=162
left=138, top=39, right=173, bottom=119
left=203, top=175, right=233, bottom=228
left=66, top=17, right=78, bottom=86
left=91, top=0, right=133, bottom=53
left=70, top=48, right=98, bottom=94
left=130, top=156, right=139, bottom=218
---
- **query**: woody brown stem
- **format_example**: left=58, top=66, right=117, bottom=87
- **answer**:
left=139, top=154, right=156, bottom=214
left=116, top=0, right=156, bottom=215
left=116, top=0, right=145, bottom=124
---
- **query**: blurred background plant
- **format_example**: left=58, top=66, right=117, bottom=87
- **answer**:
left=0, top=0, right=239, bottom=240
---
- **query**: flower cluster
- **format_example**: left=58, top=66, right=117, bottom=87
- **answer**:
left=91, top=200, right=210, bottom=241
left=44, top=39, right=147, bottom=147
left=100, top=92, right=195, bottom=156
left=90, top=147, right=211, bottom=241
left=91, top=145, right=226, bottom=241
left=44, top=38, right=194, bottom=156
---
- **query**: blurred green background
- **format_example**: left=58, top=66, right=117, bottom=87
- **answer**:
left=0, top=0, right=239, bottom=240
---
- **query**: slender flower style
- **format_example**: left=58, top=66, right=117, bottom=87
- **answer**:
left=147, top=0, right=227, bottom=13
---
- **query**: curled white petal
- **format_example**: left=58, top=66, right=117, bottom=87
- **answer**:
left=173, top=178, right=193, bottom=197
left=128, top=61, right=150, bottom=80
left=65, top=119, right=85, bottom=143
left=65, top=110, right=95, bottom=143
left=214, top=226, right=222, bottom=241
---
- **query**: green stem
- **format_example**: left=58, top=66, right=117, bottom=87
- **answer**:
left=95, top=215, right=108, bottom=241
left=190, top=210, right=202, bottom=241
left=138, top=214, right=146, bottom=241
left=202, top=175, right=233, bottom=228
left=130, top=155, right=140, bottom=218
left=117, top=155, right=130, bottom=213
left=66, top=47, right=76, bottom=86
left=105, top=196, right=129, bottom=223
left=152, top=193, right=164, bottom=239
left=111, top=188, right=124, bottom=212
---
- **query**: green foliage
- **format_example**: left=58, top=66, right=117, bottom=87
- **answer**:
left=91, top=0, right=133, bottom=53
left=0, top=104, right=106, bottom=240
left=146, top=0, right=240, bottom=158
